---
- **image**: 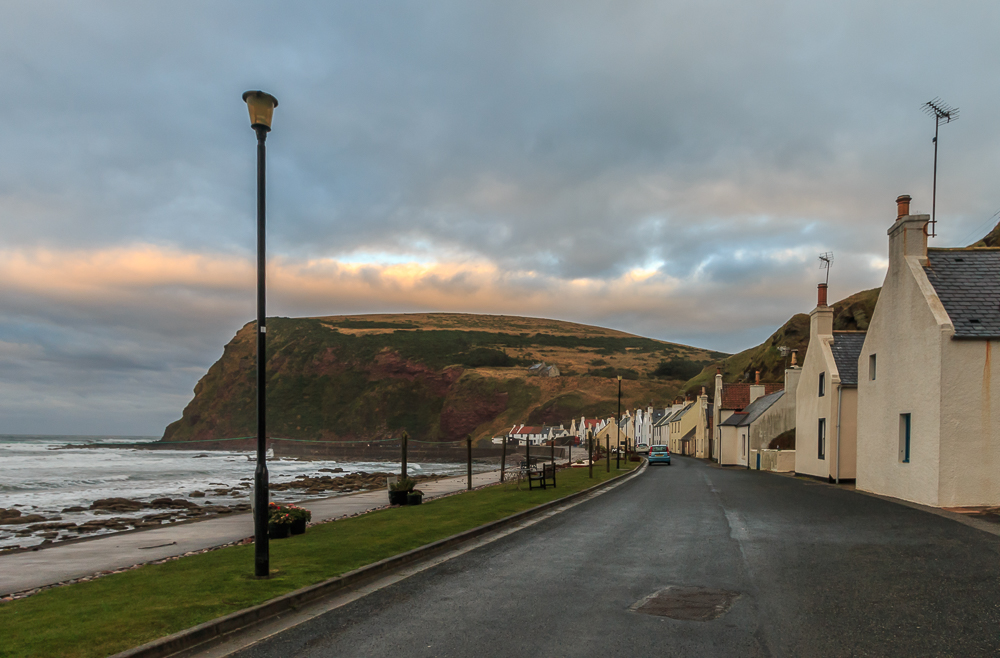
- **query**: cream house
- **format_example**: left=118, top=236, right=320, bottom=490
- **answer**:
left=856, top=195, right=1000, bottom=507
left=794, top=284, right=865, bottom=482
left=712, top=372, right=783, bottom=462
left=668, top=391, right=711, bottom=456
left=717, top=369, right=797, bottom=467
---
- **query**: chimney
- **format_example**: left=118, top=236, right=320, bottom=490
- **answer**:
left=888, top=193, right=930, bottom=264
left=817, top=283, right=828, bottom=307
left=754, top=370, right=760, bottom=385
left=790, top=349, right=798, bottom=367
left=896, top=194, right=911, bottom=219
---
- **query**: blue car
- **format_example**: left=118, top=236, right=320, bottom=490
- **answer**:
left=648, top=445, right=671, bottom=465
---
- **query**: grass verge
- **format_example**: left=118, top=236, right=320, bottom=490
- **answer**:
left=0, top=464, right=636, bottom=658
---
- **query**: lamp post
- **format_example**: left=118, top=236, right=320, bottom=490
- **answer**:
left=243, top=90, right=278, bottom=578
left=616, top=375, right=622, bottom=469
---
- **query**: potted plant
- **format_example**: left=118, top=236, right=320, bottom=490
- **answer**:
left=286, top=504, right=311, bottom=535
left=389, top=476, right=416, bottom=505
left=407, top=489, right=423, bottom=505
left=267, top=503, right=293, bottom=539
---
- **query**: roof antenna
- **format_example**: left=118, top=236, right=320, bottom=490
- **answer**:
left=922, top=98, right=959, bottom=238
left=818, top=252, right=833, bottom=285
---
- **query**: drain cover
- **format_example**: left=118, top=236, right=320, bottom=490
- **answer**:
left=631, top=586, right=740, bottom=621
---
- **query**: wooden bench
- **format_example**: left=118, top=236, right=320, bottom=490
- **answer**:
left=528, top=463, right=557, bottom=490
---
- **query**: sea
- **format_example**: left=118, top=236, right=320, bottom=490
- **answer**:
left=0, top=435, right=476, bottom=550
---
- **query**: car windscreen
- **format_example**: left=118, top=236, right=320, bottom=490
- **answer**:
left=651, top=446, right=668, bottom=452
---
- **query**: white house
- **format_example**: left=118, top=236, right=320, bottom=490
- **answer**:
left=794, top=283, right=865, bottom=482
left=856, top=195, right=1000, bottom=507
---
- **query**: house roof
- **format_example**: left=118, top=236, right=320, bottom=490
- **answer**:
left=734, top=390, right=785, bottom=426
left=720, top=411, right=748, bottom=427
left=651, top=408, right=667, bottom=423
left=830, top=332, right=867, bottom=386
left=671, top=402, right=695, bottom=421
left=511, top=425, right=543, bottom=435
left=719, top=383, right=783, bottom=410
left=924, top=249, right=1000, bottom=339
left=653, top=411, right=674, bottom=427
left=680, top=427, right=696, bottom=441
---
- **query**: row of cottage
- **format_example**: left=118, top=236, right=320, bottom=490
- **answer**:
left=646, top=196, right=999, bottom=509
left=494, top=198, right=997, bottom=508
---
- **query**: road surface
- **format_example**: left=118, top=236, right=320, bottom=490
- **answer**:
left=231, top=456, right=1000, bottom=657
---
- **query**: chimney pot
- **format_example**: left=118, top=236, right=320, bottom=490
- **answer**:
left=755, top=370, right=760, bottom=385
left=791, top=349, right=798, bottom=367
left=716, top=366, right=722, bottom=375
left=896, top=194, right=911, bottom=219
left=817, top=283, right=828, bottom=307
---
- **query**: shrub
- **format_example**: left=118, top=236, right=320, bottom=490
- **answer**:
left=651, top=358, right=704, bottom=380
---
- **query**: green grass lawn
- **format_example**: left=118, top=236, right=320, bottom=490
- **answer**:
left=0, top=463, right=637, bottom=658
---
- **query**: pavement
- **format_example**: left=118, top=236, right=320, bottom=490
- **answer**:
left=222, top=455, right=1000, bottom=658
left=0, top=469, right=506, bottom=596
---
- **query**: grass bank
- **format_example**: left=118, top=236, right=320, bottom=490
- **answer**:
left=0, top=463, right=637, bottom=658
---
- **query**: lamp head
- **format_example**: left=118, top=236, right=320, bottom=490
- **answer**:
left=242, top=90, right=279, bottom=131
left=617, top=375, right=622, bottom=381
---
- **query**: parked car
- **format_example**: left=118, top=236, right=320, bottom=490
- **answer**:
left=636, top=443, right=649, bottom=454
left=648, top=445, right=671, bottom=465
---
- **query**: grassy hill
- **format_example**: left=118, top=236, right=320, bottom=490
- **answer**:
left=680, top=288, right=880, bottom=394
left=161, top=313, right=728, bottom=446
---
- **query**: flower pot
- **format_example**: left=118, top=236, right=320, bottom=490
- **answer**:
left=268, top=522, right=291, bottom=539
left=406, top=492, right=423, bottom=505
left=388, top=490, right=408, bottom=506
left=290, top=518, right=307, bottom=535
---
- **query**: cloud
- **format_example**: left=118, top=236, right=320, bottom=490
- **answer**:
left=1, top=1, right=997, bottom=432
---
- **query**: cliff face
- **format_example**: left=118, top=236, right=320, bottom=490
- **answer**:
left=162, top=313, right=727, bottom=445
left=681, top=288, right=880, bottom=393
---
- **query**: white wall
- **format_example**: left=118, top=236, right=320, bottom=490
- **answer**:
left=856, top=217, right=943, bottom=505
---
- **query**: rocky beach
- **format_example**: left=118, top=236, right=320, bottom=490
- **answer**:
left=0, top=435, right=486, bottom=551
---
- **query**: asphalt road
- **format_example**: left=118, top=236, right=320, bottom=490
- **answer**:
left=233, top=457, right=1000, bottom=657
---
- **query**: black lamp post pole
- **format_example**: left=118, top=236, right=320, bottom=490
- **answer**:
left=253, top=125, right=270, bottom=578
left=616, top=376, right=621, bottom=469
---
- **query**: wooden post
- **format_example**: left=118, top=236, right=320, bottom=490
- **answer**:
left=550, top=435, right=555, bottom=467
left=588, top=430, right=593, bottom=479
left=401, top=430, right=408, bottom=479
left=606, top=434, right=610, bottom=472
left=500, top=433, right=507, bottom=483
left=467, top=435, right=473, bottom=491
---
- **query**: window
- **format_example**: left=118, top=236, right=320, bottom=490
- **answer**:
left=899, top=413, right=911, bottom=463
left=869, top=354, right=877, bottom=380
left=819, top=372, right=826, bottom=397
left=818, top=418, right=826, bottom=460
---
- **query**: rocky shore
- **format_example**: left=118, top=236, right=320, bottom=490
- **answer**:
left=0, top=469, right=444, bottom=552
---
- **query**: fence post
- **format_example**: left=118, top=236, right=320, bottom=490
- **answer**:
left=467, top=435, right=473, bottom=491
left=588, top=431, right=593, bottom=479
left=500, top=433, right=507, bottom=483
left=550, top=436, right=555, bottom=467
left=606, top=434, right=610, bottom=473
left=401, top=430, right=408, bottom=479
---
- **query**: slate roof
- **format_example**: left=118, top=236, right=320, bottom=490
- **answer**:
left=681, top=427, right=696, bottom=442
left=720, top=412, right=748, bottom=427
left=671, top=402, right=695, bottom=421
left=734, top=390, right=784, bottom=426
left=924, top=249, right=1000, bottom=339
left=719, top=383, right=784, bottom=410
left=830, top=332, right=867, bottom=386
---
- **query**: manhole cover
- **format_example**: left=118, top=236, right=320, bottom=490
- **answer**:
left=631, top=586, right=740, bottom=622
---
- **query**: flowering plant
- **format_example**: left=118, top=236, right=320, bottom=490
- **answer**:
left=285, top=504, right=312, bottom=523
left=268, top=503, right=294, bottom=526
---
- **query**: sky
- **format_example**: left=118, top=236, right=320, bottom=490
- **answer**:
left=2, top=1, right=999, bottom=435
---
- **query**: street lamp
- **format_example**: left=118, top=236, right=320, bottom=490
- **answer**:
left=616, top=375, right=622, bottom=469
left=243, top=89, right=278, bottom=578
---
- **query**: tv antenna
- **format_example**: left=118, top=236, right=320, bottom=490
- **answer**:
left=818, top=252, right=833, bottom=285
left=922, top=98, right=959, bottom=238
